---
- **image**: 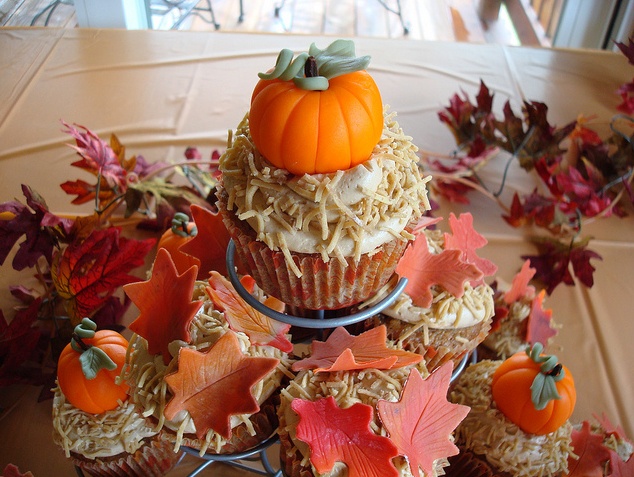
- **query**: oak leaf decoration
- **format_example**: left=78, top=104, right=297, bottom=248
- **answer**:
left=525, top=289, right=557, bottom=347
left=164, top=331, right=279, bottom=439
left=124, top=248, right=202, bottom=364
left=504, top=260, right=536, bottom=304
left=567, top=421, right=611, bottom=477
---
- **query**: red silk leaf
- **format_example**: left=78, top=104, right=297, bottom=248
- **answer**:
left=52, top=227, right=155, bottom=324
left=377, top=363, right=470, bottom=477
left=124, top=248, right=202, bottom=364
left=206, top=271, right=292, bottom=353
left=396, top=233, right=483, bottom=308
left=292, top=396, right=399, bottom=477
left=567, top=421, right=611, bottom=477
left=444, top=212, right=497, bottom=282
left=292, top=326, right=422, bottom=373
left=164, top=331, right=279, bottom=439
left=504, top=260, right=537, bottom=304
left=179, top=204, right=232, bottom=278
left=525, top=289, right=557, bottom=346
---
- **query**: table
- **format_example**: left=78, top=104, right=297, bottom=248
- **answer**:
left=1, top=27, right=632, bottom=476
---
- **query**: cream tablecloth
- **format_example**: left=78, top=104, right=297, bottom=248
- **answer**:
left=0, top=28, right=632, bottom=476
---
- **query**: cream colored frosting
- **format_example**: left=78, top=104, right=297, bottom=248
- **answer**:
left=219, top=110, right=430, bottom=276
left=52, top=386, right=157, bottom=460
left=450, top=360, right=573, bottom=477
left=121, top=281, right=293, bottom=455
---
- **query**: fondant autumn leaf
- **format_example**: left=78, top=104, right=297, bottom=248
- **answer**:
left=567, top=421, right=611, bottom=477
left=504, top=259, right=537, bottom=304
left=124, top=248, right=202, bottom=364
left=164, top=331, right=279, bottom=439
left=206, top=271, right=292, bottom=353
left=292, top=326, right=422, bottom=373
left=377, top=363, right=470, bottom=477
left=396, top=233, right=483, bottom=309
left=525, top=289, right=557, bottom=346
left=292, top=396, right=399, bottom=477
left=609, top=448, right=634, bottom=477
left=179, top=204, right=232, bottom=278
left=595, top=412, right=630, bottom=443
left=444, top=212, right=497, bottom=284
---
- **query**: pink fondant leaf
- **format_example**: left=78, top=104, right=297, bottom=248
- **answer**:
left=504, top=259, right=537, bottom=304
left=525, top=289, right=557, bottom=346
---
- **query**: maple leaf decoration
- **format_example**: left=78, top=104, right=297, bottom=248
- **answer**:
left=525, top=289, right=557, bottom=346
left=377, top=363, right=470, bottom=477
left=179, top=204, right=233, bottom=278
left=206, top=271, right=292, bottom=353
left=124, top=248, right=202, bottom=364
left=164, top=331, right=279, bottom=439
left=292, top=396, right=400, bottom=477
left=567, top=421, right=612, bottom=477
left=52, top=227, right=155, bottom=324
left=292, top=326, right=422, bottom=373
left=396, top=232, right=483, bottom=309
left=444, top=212, right=497, bottom=285
left=504, top=259, right=537, bottom=304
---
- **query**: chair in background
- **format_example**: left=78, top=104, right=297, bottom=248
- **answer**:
left=148, top=0, right=244, bottom=30
left=30, top=0, right=74, bottom=26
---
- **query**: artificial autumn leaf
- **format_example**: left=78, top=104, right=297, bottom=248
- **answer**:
left=0, top=300, right=42, bottom=386
left=567, top=421, right=611, bottom=477
left=525, top=290, right=557, bottom=346
left=292, top=326, right=421, bottom=373
left=396, top=232, right=483, bottom=309
left=377, top=363, right=470, bottom=477
left=616, top=37, right=634, bottom=65
left=52, top=227, right=155, bottom=324
left=504, top=260, right=537, bottom=304
left=180, top=204, right=232, bottom=278
left=502, top=190, right=557, bottom=229
left=292, top=396, right=400, bottom=477
left=164, top=331, right=279, bottom=439
left=206, top=271, right=292, bottom=353
left=125, top=248, right=202, bottom=364
left=444, top=212, right=497, bottom=282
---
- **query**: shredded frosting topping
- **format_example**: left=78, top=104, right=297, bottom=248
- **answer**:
left=219, top=110, right=430, bottom=277
left=450, top=360, right=573, bottom=477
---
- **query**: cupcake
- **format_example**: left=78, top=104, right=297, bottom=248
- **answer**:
left=217, top=39, right=430, bottom=310
left=364, top=213, right=496, bottom=372
left=448, top=343, right=577, bottom=477
left=121, top=249, right=294, bottom=456
left=278, top=325, right=470, bottom=477
left=481, top=260, right=559, bottom=360
left=52, top=318, right=180, bottom=476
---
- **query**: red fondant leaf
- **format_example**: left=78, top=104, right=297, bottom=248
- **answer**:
left=595, top=413, right=630, bottom=443
left=525, top=289, right=557, bottom=346
left=164, top=331, right=279, bottom=439
left=609, top=449, right=634, bottom=477
left=206, top=271, right=292, bottom=353
left=444, top=212, right=497, bottom=283
left=292, top=326, right=422, bottom=373
left=179, top=204, right=232, bottom=278
left=124, top=248, right=202, bottom=364
left=292, top=396, right=399, bottom=477
left=567, top=421, right=611, bottom=477
left=396, top=233, right=483, bottom=309
left=504, top=260, right=537, bottom=304
left=377, top=363, right=470, bottom=477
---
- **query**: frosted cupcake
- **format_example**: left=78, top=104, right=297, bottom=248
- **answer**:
left=52, top=318, right=180, bottom=476
left=366, top=213, right=496, bottom=371
left=278, top=325, right=469, bottom=477
left=121, top=249, right=294, bottom=456
left=217, top=39, right=430, bottom=310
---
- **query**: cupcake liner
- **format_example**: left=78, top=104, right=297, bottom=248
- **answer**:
left=71, top=434, right=181, bottom=477
left=218, top=192, right=410, bottom=310
left=444, top=447, right=505, bottom=477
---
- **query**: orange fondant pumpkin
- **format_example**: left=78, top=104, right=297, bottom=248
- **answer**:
left=491, top=348, right=576, bottom=435
left=57, top=320, right=130, bottom=414
left=158, top=213, right=201, bottom=274
left=249, top=70, right=383, bottom=175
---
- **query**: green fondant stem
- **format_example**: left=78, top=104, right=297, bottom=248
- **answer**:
left=171, top=212, right=196, bottom=238
left=70, top=318, right=117, bottom=380
left=526, top=343, right=565, bottom=410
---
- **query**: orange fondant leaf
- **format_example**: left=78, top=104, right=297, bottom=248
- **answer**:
left=525, top=289, right=557, bottom=346
left=179, top=204, right=232, bottom=278
left=164, top=331, right=279, bottom=439
left=291, top=326, right=422, bottom=373
left=377, top=363, right=470, bottom=477
left=504, top=260, right=537, bottom=304
left=292, top=396, right=399, bottom=477
left=206, top=271, right=292, bottom=353
left=567, top=421, right=611, bottom=477
left=124, top=248, right=202, bottom=365
left=444, top=212, right=497, bottom=284
left=396, top=234, right=483, bottom=309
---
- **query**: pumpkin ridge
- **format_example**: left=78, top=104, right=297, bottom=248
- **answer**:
left=282, top=92, right=318, bottom=174
left=251, top=83, right=298, bottom=161
left=333, top=73, right=383, bottom=137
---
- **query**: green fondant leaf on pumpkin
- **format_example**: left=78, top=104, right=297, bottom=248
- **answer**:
left=79, top=346, right=116, bottom=380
